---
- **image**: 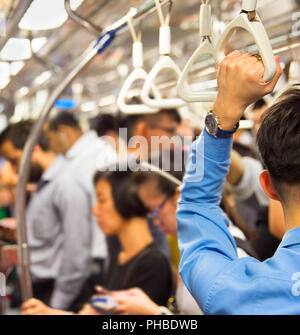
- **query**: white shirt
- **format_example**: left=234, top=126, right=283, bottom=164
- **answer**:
left=65, top=130, right=117, bottom=259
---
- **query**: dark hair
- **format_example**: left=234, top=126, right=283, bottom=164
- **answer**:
left=118, top=108, right=181, bottom=141
left=0, top=120, right=49, bottom=151
left=132, top=149, right=254, bottom=242
left=256, top=87, right=300, bottom=198
left=253, top=98, right=267, bottom=111
left=92, top=114, right=118, bottom=137
left=94, top=167, right=148, bottom=220
left=132, top=149, right=187, bottom=197
left=48, top=111, right=81, bottom=131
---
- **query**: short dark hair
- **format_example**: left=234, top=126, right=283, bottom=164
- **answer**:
left=132, top=149, right=187, bottom=197
left=0, top=120, right=49, bottom=151
left=94, top=167, right=148, bottom=220
left=256, top=87, right=300, bottom=199
left=91, top=114, right=118, bottom=137
left=253, top=98, right=267, bottom=111
left=48, top=111, right=81, bottom=131
left=118, top=109, right=181, bottom=141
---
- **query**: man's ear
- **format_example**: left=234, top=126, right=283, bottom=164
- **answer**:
left=259, top=170, right=281, bottom=201
left=32, top=144, right=42, bottom=157
left=135, top=121, right=147, bottom=137
left=173, top=186, right=181, bottom=203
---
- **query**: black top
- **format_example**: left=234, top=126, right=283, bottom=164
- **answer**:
left=104, top=242, right=173, bottom=306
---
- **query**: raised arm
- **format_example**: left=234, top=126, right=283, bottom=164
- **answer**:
left=177, top=51, right=282, bottom=314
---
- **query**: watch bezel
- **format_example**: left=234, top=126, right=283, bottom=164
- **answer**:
left=205, top=110, right=239, bottom=138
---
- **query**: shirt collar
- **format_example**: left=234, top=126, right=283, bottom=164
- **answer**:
left=66, top=130, right=98, bottom=159
left=41, top=155, right=66, bottom=182
left=279, top=227, right=300, bottom=248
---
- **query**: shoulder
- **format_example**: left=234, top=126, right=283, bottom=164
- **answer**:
left=136, top=245, right=171, bottom=271
left=53, top=168, right=89, bottom=198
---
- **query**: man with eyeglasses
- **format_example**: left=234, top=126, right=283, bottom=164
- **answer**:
left=105, top=108, right=183, bottom=264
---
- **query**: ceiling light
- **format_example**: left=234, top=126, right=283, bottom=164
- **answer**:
left=19, top=0, right=84, bottom=31
left=33, top=70, right=52, bottom=86
left=80, top=101, right=98, bottom=112
left=0, top=62, right=11, bottom=78
left=15, top=86, right=30, bottom=99
left=10, top=61, right=25, bottom=76
left=0, top=77, right=10, bottom=89
left=31, top=37, right=47, bottom=53
left=1, top=38, right=31, bottom=61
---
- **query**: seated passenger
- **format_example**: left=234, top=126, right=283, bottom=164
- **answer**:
left=21, top=166, right=173, bottom=315
left=93, top=150, right=258, bottom=316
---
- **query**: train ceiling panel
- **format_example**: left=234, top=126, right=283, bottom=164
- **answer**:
left=0, top=0, right=299, bottom=115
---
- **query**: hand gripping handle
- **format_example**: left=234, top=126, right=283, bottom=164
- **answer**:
left=215, top=12, right=276, bottom=82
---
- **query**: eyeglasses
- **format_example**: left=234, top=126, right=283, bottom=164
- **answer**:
left=147, top=195, right=169, bottom=221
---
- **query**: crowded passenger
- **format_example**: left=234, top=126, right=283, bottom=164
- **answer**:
left=0, top=121, right=91, bottom=311
left=177, top=51, right=300, bottom=315
left=44, top=111, right=117, bottom=290
left=21, top=165, right=173, bottom=315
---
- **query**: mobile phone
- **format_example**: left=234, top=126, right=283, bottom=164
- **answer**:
left=90, top=294, right=118, bottom=315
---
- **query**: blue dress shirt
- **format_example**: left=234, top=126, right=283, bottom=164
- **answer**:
left=177, top=129, right=300, bottom=315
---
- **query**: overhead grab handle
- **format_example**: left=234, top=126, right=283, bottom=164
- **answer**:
left=141, top=0, right=187, bottom=109
left=177, top=1, right=218, bottom=103
left=117, top=15, right=160, bottom=114
left=215, top=0, right=276, bottom=82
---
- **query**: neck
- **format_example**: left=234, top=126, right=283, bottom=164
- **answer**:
left=68, top=130, right=83, bottom=149
left=40, top=152, right=56, bottom=171
left=117, top=217, right=153, bottom=264
left=284, top=205, right=300, bottom=234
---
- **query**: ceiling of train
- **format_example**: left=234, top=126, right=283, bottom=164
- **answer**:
left=0, top=0, right=300, bottom=119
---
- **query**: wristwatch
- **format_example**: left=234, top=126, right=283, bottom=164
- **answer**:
left=205, top=110, right=239, bottom=138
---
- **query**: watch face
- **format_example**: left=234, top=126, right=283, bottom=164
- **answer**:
left=205, top=113, right=218, bottom=136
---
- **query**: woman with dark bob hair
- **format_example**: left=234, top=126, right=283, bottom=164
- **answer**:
left=21, top=166, right=173, bottom=315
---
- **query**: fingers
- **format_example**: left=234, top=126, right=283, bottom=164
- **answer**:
left=110, top=303, right=126, bottom=315
left=94, top=286, right=110, bottom=295
left=263, top=60, right=283, bottom=92
left=22, top=306, right=43, bottom=315
left=21, top=298, right=40, bottom=310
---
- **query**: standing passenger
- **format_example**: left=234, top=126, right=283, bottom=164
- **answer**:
left=45, top=111, right=117, bottom=285
left=0, top=121, right=91, bottom=311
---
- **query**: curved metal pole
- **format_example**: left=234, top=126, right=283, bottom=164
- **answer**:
left=15, top=41, right=100, bottom=302
left=15, top=0, right=173, bottom=302
left=0, top=0, right=34, bottom=51
left=64, top=0, right=103, bottom=36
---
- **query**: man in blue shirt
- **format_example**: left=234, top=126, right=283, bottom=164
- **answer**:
left=177, top=50, right=300, bottom=314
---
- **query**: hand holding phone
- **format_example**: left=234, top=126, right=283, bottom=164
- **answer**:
left=90, top=294, right=118, bottom=315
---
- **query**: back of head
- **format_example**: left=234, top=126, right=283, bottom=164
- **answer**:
left=47, top=110, right=81, bottom=132
left=91, top=113, right=118, bottom=137
left=0, top=120, right=49, bottom=151
left=132, top=148, right=187, bottom=197
left=257, top=87, right=300, bottom=202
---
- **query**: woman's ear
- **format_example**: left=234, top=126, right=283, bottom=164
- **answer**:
left=259, top=170, right=281, bottom=201
left=173, top=186, right=181, bottom=203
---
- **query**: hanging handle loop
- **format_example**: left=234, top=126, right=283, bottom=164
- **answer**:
left=215, top=0, right=276, bottom=82
left=177, top=1, right=218, bottom=103
left=117, top=13, right=160, bottom=114
left=141, top=0, right=186, bottom=109
left=155, top=0, right=172, bottom=55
